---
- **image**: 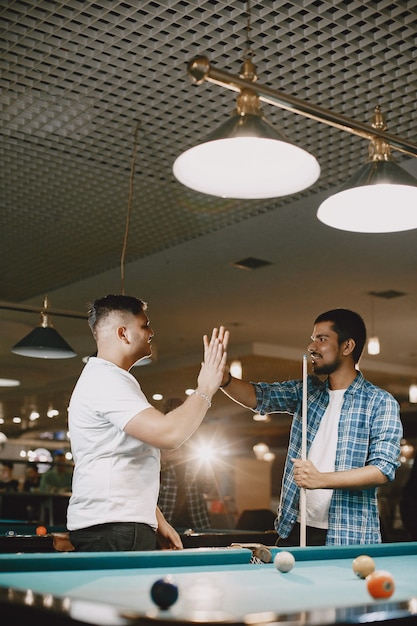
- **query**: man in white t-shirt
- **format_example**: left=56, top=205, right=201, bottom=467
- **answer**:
left=67, top=294, right=228, bottom=551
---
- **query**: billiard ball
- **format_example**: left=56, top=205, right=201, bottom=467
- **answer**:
left=274, top=550, right=295, bottom=573
left=366, top=570, right=395, bottom=599
left=35, top=525, right=47, bottom=536
left=150, top=577, right=179, bottom=610
left=352, top=554, right=375, bottom=579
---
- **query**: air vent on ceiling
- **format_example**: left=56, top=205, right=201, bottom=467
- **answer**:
left=368, top=290, right=407, bottom=299
left=231, top=257, right=272, bottom=270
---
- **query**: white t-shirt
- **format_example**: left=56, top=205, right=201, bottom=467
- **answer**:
left=304, top=389, right=346, bottom=529
left=67, top=357, right=158, bottom=531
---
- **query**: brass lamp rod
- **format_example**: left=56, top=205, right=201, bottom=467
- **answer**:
left=187, top=56, right=417, bottom=158
left=0, top=300, right=87, bottom=320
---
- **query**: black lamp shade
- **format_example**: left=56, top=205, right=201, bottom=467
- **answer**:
left=11, top=326, right=77, bottom=359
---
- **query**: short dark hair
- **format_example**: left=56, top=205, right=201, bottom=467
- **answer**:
left=314, top=308, right=366, bottom=363
left=2, top=461, right=14, bottom=470
left=88, top=294, right=147, bottom=334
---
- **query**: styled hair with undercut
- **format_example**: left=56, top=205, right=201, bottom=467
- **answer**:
left=88, top=294, right=147, bottom=336
left=314, top=308, right=366, bottom=364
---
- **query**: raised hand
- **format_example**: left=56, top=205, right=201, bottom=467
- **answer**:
left=197, top=326, right=229, bottom=396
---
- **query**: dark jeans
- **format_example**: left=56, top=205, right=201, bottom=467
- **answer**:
left=276, top=522, right=327, bottom=547
left=69, top=522, right=157, bottom=552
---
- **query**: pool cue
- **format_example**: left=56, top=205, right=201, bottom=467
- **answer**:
left=299, top=354, right=308, bottom=547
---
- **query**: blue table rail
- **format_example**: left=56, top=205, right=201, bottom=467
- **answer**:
left=0, top=543, right=416, bottom=625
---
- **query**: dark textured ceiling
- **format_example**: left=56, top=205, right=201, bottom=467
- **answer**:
left=1, top=1, right=417, bottom=443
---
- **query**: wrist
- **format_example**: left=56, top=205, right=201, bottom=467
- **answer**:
left=193, top=389, right=212, bottom=408
left=220, top=371, right=232, bottom=389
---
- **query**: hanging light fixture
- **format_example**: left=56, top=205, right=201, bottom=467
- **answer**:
left=367, top=293, right=380, bottom=356
left=229, top=359, right=243, bottom=379
left=367, top=337, right=381, bottom=356
left=317, top=106, right=417, bottom=232
left=10, top=296, right=77, bottom=359
left=173, top=68, right=320, bottom=199
left=177, top=4, right=417, bottom=229
left=173, top=2, right=320, bottom=199
left=409, top=384, right=417, bottom=404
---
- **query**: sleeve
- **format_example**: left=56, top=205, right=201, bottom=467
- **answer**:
left=94, top=367, right=153, bottom=431
left=253, top=378, right=303, bottom=416
left=367, top=392, right=402, bottom=482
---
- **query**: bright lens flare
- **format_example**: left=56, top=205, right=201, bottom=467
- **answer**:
left=193, top=442, right=217, bottom=464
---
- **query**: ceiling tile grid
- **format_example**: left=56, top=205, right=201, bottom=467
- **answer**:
left=1, top=0, right=417, bottom=301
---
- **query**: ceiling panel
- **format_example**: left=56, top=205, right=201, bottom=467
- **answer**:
left=1, top=1, right=417, bottom=440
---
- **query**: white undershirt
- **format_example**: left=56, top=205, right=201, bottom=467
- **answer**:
left=303, top=389, right=346, bottom=529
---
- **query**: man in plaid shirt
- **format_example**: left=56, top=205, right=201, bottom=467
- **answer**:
left=219, top=309, right=402, bottom=545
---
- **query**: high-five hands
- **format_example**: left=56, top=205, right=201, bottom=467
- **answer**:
left=197, top=326, right=229, bottom=397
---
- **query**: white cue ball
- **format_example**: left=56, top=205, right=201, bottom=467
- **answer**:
left=274, top=550, right=295, bottom=573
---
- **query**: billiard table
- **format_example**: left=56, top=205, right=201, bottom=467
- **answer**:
left=0, top=525, right=278, bottom=553
left=0, top=492, right=70, bottom=524
left=0, top=542, right=416, bottom=625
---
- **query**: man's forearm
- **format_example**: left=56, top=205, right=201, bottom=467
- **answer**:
left=317, top=465, right=387, bottom=490
left=220, top=374, right=258, bottom=410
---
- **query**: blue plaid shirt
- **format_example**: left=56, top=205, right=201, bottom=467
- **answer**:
left=254, top=371, right=402, bottom=545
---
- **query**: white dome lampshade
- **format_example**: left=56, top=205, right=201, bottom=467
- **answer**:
left=317, top=159, right=417, bottom=233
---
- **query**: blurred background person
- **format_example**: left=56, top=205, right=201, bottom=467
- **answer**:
left=22, top=462, right=41, bottom=492
left=0, top=461, right=19, bottom=492
left=158, top=398, right=211, bottom=531
left=400, top=451, right=417, bottom=541
left=40, top=450, right=72, bottom=494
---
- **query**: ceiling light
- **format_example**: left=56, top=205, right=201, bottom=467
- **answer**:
left=179, top=48, right=417, bottom=232
left=11, top=297, right=77, bottom=359
left=0, top=432, right=7, bottom=450
left=253, top=413, right=270, bottom=422
left=367, top=292, right=380, bottom=355
left=0, top=378, right=21, bottom=387
left=174, top=55, right=320, bottom=199
left=367, top=337, right=380, bottom=356
left=317, top=107, right=417, bottom=233
left=253, top=442, right=270, bottom=460
left=229, top=359, right=242, bottom=379
left=409, top=384, right=417, bottom=404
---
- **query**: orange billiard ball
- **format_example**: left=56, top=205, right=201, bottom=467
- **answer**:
left=366, top=570, right=395, bottom=599
left=352, top=554, right=375, bottom=579
left=35, top=525, right=47, bottom=536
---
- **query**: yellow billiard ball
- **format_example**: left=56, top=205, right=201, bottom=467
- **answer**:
left=352, top=554, right=375, bottom=579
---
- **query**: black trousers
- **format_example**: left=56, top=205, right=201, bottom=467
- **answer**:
left=276, top=522, right=327, bottom=547
left=69, top=522, right=157, bottom=552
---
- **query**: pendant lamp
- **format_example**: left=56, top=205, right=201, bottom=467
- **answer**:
left=317, top=107, right=417, bottom=233
left=11, top=297, right=77, bottom=359
left=173, top=57, right=320, bottom=199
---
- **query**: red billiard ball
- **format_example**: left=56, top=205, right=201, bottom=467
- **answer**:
left=352, top=554, right=375, bottom=579
left=366, top=570, right=395, bottom=599
left=35, top=525, right=47, bottom=536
